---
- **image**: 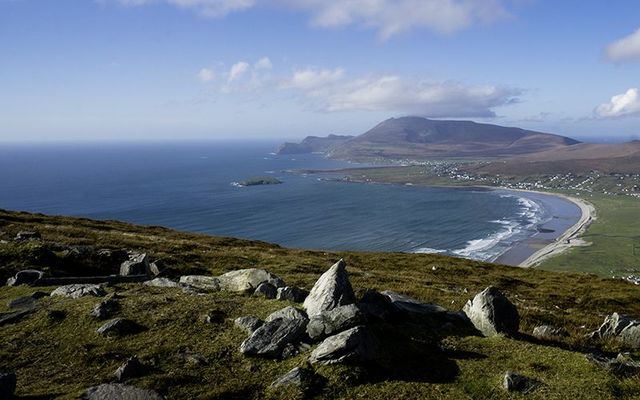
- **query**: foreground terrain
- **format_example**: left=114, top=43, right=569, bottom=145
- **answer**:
left=2, top=209, right=640, bottom=399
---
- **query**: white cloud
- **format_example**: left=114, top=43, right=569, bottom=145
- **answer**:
left=282, top=68, right=519, bottom=117
left=108, top=0, right=511, bottom=37
left=595, top=88, right=640, bottom=118
left=254, top=57, right=273, bottom=70
left=197, top=67, right=214, bottom=82
left=228, top=61, right=249, bottom=82
left=606, top=28, right=640, bottom=63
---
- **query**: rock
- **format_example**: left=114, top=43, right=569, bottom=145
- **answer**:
left=234, top=316, right=263, bottom=335
left=306, top=304, right=366, bottom=341
left=532, top=325, right=569, bottom=341
left=8, top=291, right=48, bottom=309
left=277, top=286, right=309, bottom=303
left=91, top=295, right=119, bottom=319
left=382, top=291, right=447, bottom=315
left=0, top=372, right=17, bottom=400
left=240, top=318, right=307, bottom=358
left=586, top=353, right=640, bottom=377
left=143, top=278, right=181, bottom=288
left=270, top=367, right=320, bottom=389
left=115, top=357, right=144, bottom=382
left=462, top=286, right=519, bottom=337
left=149, top=259, right=167, bottom=276
left=0, top=309, right=32, bottom=326
left=14, top=231, right=41, bottom=241
left=120, top=253, right=151, bottom=276
left=254, top=282, right=277, bottom=299
left=82, top=383, right=163, bottom=399
left=96, top=249, right=129, bottom=269
left=6, top=269, right=44, bottom=286
left=590, top=313, right=640, bottom=348
left=357, top=289, right=396, bottom=321
left=97, top=318, right=143, bottom=337
left=309, top=326, right=379, bottom=365
left=303, top=260, right=356, bottom=317
left=202, top=310, right=226, bottom=324
left=503, top=371, right=540, bottom=393
left=266, top=306, right=308, bottom=323
left=218, top=268, right=285, bottom=293
left=51, top=284, right=106, bottom=299
left=178, top=276, right=221, bottom=291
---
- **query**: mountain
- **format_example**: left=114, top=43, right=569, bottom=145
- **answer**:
left=278, top=117, right=580, bottom=160
left=277, top=134, right=354, bottom=154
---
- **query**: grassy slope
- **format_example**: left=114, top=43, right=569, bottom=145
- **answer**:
left=2, top=210, right=640, bottom=399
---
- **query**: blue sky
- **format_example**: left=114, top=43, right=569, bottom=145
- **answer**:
left=2, top=0, right=640, bottom=142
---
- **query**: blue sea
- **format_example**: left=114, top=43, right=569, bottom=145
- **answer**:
left=0, top=141, right=580, bottom=262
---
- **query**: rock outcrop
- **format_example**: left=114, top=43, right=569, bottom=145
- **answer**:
left=120, top=253, right=151, bottom=276
left=265, top=306, right=308, bottom=322
left=303, top=260, right=356, bottom=317
left=6, top=269, right=44, bottom=286
left=254, top=282, right=277, bottom=299
left=143, top=278, right=181, bottom=288
left=234, top=316, right=263, bottom=335
left=270, top=367, right=321, bottom=390
left=309, top=326, right=379, bottom=365
left=590, top=313, right=640, bottom=348
left=532, top=325, right=569, bottom=341
left=306, top=304, right=366, bottom=341
left=179, top=276, right=220, bottom=291
left=115, top=357, right=145, bottom=382
left=82, top=383, right=163, bottom=400
left=276, top=286, right=308, bottom=303
left=51, top=284, right=106, bottom=299
left=503, top=371, right=540, bottom=393
left=8, top=291, right=48, bottom=309
left=97, top=318, right=144, bottom=337
left=586, top=353, right=640, bottom=377
left=218, top=268, right=284, bottom=293
left=240, top=318, right=307, bottom=358
left=462, top=287, right=519, bottom=337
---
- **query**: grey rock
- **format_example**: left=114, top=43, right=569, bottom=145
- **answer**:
left=8, top=291, right=48, bottom=309
left=503, top=371, right=540, bottom=393
left=97, top=318, right=143, bottom=337
left=277, top=286, right=309, bottom=303
left=143, top=278, right=181, bottom=288
left=178, top=275, right=221, bottom=291
left=0, top=372, right=17, bottom=400
left=382, top=291, right=447, bottom=315
left=91, top=295, right=119, bottom=319
left=6, top=269, right=44, bottom=286
left=357, top=289, right=396, bottom=321
left=51, top=284, right=107, bottom=299
left=218, top=268, right=285, bottom=293
left=14, top=231, right=41, bottom=241
left=590, top=313, right=640, bottom=348
left=115, top=357, right=144, bottom=382
left=586, top=353, right=640, bottom=377
left=270, top=367, right=319, bottom=389
left=82, top=383, right=163, bottom=400
left=532, top=325, right=569, bottom=341
left=462, top=287, right=519, bottom=337
left=303, top=259, right=356, bottom=317
left=306, top=304, right=366, bottom=341
left=149, top=259, right=167, bottom=276
left=120, top=253, right=150, bottom=276
left=266, top=306, right=308, bottom=322
left=240, top=318, right=307, bottom=358
left=254, top=282, right=277, bottom=299
left=234, top=316, right=263, bottom=335
left=309, top=326, right=379, bottom=365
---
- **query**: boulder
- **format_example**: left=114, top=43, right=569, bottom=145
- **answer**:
left=0, top=372, right=17, bottom=400
left=14, top=231, right=41, bottom=241
left=309, top=326, right=379, bottom=365
left=277, top=286, right=309, bottom=303
left=306, top=304, right=366, bottom=341
left=265, top=306, right=308, bottom=323
left=503, top=371, right=540, bottom=393
left=6, top=269, right=44, bottom=286
left=382, top=291, right=447, bottom=315
left=254, top=282, right=277, bottom=299
left=590, top=313, right=640, bottom=348
left=462, top=287, right=519, bottom=337
left=357, top=289, right=396, bottom=321
left=240, top=318, right=307, bottom=358
left=178, top=276, right=221, bottom=291
left=270, top=367, right=320, bottom=389
left=91, top=295, right=119, bottom=320
left=143, top=278, right=181, bottom=288
left=234, top=316, right=263, bottom=335
left=586, top=353, right=640, bottom=377
left=303, top=260, right=356, bottom=317
left=120, top=253, right=150, bottom=276
left=97, top=318, right=144, bottom=337
left=532, top=325, right=569, bottom=341
left=218, top=269, right=284, bottom=293
left=8, top=291, right=48, bottom=309
left=82, top=383, right=163, bottom=400
left=115, top=357, right=145, bottom=382
left=51, top=284, right=106, bottom=299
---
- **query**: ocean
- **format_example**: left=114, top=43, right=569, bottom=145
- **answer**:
left=0, top=141, right=580, bottom=263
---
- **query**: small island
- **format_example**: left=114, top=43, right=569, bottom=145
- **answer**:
left=232, top=176, right=283, bottom=187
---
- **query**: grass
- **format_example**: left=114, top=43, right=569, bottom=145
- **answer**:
left=2, top=209, right=640, bottom=398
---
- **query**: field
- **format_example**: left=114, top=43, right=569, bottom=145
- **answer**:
left=2, top=209, right=640, bottom=398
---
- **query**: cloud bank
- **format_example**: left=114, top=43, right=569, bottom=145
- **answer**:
left=606, top=28, right=640, bottom=63
left=595, top=88, right=640, bottom=118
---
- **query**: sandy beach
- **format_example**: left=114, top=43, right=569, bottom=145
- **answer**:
left=514, top=190, right=596, bottom=267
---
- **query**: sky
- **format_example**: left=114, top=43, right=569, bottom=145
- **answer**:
left=2, top=0, right=640, bottom=142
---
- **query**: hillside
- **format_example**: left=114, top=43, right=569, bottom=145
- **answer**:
left=277, top=134, right=354, bottom=155
left=2, top=209, right=640, bottom=399
left=279, top=117, right=580, bottom=160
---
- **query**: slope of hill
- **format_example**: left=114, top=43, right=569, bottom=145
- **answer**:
left=2, top=210, right=640, bottom=399
left=277, top=134, right=354, bottom=154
